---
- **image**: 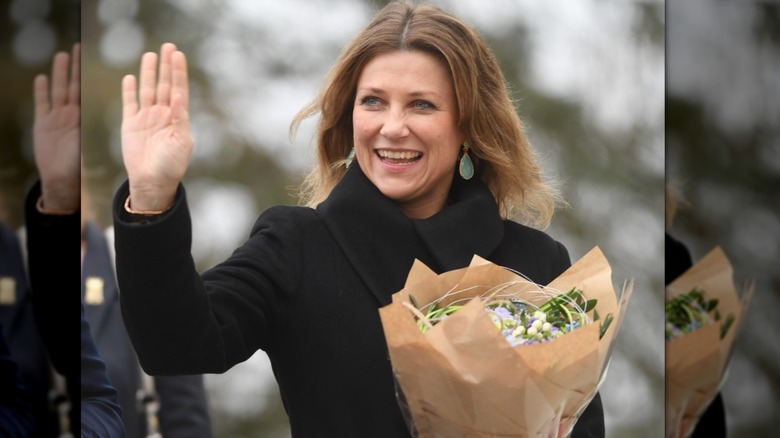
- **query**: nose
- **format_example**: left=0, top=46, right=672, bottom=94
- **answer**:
left=379, top=108, right=409, bottom=140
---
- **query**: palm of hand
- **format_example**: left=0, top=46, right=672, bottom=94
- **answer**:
left=33, top=104, right=80, bottom=184
left=121, top=44, right=192, bottom=208
left=122, top=103, right=192, bottom=192
left=32, top=45, right=81, bottom=211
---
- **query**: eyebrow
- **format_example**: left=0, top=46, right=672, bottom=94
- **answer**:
left=357, top=86, right=442, bottom=99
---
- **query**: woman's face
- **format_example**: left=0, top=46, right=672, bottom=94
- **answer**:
left=352, top=50, right=464, bottom=219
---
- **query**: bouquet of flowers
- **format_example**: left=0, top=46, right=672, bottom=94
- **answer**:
left=665, top=246, right=754, bottom=438
left=378, top=246, right=633, bottom=437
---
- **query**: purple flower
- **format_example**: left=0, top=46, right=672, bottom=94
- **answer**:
left=493, top=307, right=512, bottom=319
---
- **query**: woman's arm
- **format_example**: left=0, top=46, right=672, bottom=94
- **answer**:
left=113, top=181, right=302, bottom=376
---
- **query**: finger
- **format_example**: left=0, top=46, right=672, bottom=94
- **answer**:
left=170, top=91, right=190, bottom=130
left=138, top=51, right=158, bottom=108
left=33, top=74, right=50, bottom=118
left=122, top=74, right=139, bottom=119
left=50, top=51, right=69, bottom=107
left=68, top=43, right=80, bottom=105
left=156, top=42, right=176, bottom=106
left=171, top=50, right=189, bottom=111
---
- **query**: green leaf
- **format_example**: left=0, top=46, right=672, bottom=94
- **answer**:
left=599, top=313, right=614, bottom=339
left=720, top=314, right=735, bottom=339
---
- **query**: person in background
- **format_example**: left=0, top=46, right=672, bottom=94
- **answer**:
left=0, top=319, right=35, bottom=436
left=1, top=217, right=62, bottom=435
left=113, top=2, right=604, bottom=437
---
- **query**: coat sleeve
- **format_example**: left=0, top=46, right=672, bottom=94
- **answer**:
left=155, top=374, right=214, bottom=437
left=24, top=181, right=125, bottom=437
left=113, top=180, right=302, bottom=376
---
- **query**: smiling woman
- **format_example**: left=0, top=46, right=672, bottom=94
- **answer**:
left=109, top=1, right=605, bottom=437
left=293, top=1, right=561, bottom=227
left=352, top=50, right=463, bottom=219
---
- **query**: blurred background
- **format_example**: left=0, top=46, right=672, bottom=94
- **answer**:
left=2, top=1, right=776, bottom=436
left=666, top=0, right=780, bottom=436
left=0, top=0, right=80, bottom=227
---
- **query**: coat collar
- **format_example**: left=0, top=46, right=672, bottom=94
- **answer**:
left=316, top=164, right=503, bottom=305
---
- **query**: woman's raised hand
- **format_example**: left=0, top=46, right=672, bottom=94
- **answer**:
left=121, top=42, right=193, bottom=212
left=33, top=43, right=80, bottom=212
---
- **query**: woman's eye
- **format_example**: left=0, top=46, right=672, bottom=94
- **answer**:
left=413, top=100, right=435, bottom=110
left=361, top=96, right=381, bottom=106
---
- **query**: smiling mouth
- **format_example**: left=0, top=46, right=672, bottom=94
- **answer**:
left=376, top=150, right=422, bottom=166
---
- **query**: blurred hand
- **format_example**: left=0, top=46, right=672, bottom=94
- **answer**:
left=121, top=42, right=192, bottom=211
left=33, top=43, right=80, bottom=212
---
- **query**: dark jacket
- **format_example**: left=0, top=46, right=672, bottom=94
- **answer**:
left=665, top=233, right=726, bottom=437
left=83, top=221, right=213, bottom=437
left=0, top=319, right=35, bottom=436
left=25, top=182, right=125, bottom=437
left=1, top=220, right=58, bottom=436
left=114, top=164, right=605, bottom=437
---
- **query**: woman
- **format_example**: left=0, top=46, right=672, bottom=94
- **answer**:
left=114, top=2, right=605, bottom=436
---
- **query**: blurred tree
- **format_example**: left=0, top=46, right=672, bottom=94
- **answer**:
left=1, top=0, right=80, bottom=227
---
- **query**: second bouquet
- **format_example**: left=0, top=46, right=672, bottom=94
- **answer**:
left=378, top=246, right=633, bottom=438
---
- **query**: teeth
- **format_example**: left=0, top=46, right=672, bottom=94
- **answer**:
left=377, top=150, right=422, bottom=160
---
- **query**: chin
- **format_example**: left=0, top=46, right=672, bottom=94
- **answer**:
left=376, top=185, right=414, bottom=203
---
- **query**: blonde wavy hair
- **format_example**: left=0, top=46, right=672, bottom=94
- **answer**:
left=291, top=1, right=562, bottom=228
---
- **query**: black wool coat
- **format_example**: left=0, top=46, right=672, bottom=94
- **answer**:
left=114, top=164, right=605, bottom=438
left=25, top=183, right=125, bottom=437
left=83, top=222, right=213, bottom=437
left=0, top=220, right=57, bottom=436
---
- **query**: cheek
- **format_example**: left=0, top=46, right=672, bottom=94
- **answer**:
left=352, top=113, right=368, bottom=141
left=431, top=130, right=462, bottom=161
left=352, top=113, right=379, bottom=147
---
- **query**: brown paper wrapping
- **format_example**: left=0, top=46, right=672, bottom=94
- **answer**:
left=665, top=246, right=754, bottom=438
left=379, top=246, right=633, bottom=438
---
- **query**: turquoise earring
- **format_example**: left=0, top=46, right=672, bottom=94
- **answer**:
left=459, top=144, right=474, bottom=180
left=345, top=147, right=355, bottom=168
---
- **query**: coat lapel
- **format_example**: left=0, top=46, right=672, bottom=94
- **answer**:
left=316, top=165, right=504, bottom=306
